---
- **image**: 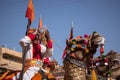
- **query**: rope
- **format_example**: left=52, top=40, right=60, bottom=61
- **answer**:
left=52, top=38, right=63, bottom=51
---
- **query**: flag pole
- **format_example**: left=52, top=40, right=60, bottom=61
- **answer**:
left=25, top=19, right=31, bottom=35
left=20, top=0, right=34, bottom=79
left=20, top=19, right=31, bottom=80
left=62, top=21, right=74, bottom=59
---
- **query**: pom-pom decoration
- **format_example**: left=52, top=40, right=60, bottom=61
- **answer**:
left=93, top=31, right=97, bottom=34
left=72, top=39, right=76, bottom=44
left=100, top=46, right=104, bottom=54
left=102, top=55, right=105, bottom=59
left=84, top=48, right=89, bottom=53
left=72, top=44, right=76, bottom=48
left=70, top=47, right=74, bottom=51
left=76, top=44, right=82, bottom=48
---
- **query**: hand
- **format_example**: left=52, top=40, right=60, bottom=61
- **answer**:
left=33, top=28, right=38, bottom=35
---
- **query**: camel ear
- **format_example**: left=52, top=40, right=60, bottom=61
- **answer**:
left=66, top=39, right=68, bottom=45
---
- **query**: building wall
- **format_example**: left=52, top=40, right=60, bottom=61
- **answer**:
left=0, top=47, right=22, bottom=70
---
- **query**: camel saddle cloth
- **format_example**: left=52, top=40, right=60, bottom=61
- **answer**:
left=24, top=59, right=43, bottom=72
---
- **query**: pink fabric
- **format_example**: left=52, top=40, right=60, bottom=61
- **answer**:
left=28, top=33, right=42, bottom=59
left=43, top=58, right=50, bottom=64
left=32, top=42, right=42, bottom=59
left=28, top=34, right=36, bottom=41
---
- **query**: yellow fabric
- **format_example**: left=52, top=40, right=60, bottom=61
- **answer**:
left=91, top=69, right=97, bottom=80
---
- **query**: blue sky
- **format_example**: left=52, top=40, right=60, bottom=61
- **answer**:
left=0, top=0, right=120, bottom=65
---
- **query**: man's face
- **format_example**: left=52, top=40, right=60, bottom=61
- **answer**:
left=38, top=32, right=45, bottom=40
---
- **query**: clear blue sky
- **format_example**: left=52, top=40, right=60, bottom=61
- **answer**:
left=0, top=0, right=120, bottom=65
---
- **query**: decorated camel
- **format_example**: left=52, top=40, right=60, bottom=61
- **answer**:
left=94, top=50, right=120, bottom=79
left=62, top=27, right=106, bottom=80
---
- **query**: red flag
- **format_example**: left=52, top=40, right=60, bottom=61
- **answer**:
left=25, top=0, right=34, bottom=23
left=38, top=17, right=42, bottom=28
left=62, top=46, right=68, bottom=59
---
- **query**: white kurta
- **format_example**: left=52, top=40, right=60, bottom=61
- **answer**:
left=19, top=36, right=46, bottom=80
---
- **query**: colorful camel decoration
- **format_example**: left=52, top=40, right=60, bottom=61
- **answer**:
left=63, top=27, right=106, bottom=80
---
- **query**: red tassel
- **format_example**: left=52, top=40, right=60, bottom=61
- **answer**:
left=100, top=47, right=104, bottom=54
